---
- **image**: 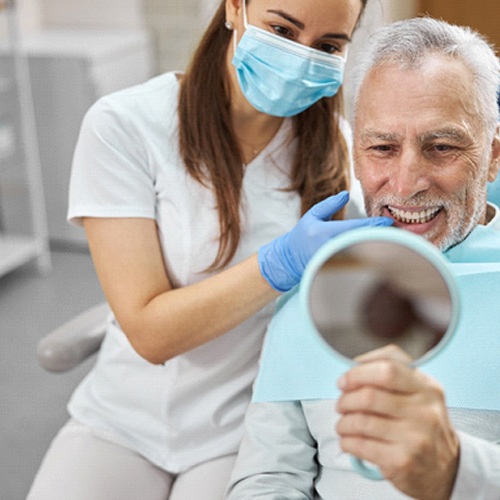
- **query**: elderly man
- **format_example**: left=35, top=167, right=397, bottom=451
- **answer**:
left=226, top=17, right=500, bottom=500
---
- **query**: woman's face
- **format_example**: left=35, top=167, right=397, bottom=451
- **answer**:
left=226, top=0, right=363, bottom=57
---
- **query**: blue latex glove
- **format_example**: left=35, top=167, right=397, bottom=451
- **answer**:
left=258, top=191, right=394, bottom=292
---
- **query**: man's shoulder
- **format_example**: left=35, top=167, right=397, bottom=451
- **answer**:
left=445, top=222, right=500, bottom=263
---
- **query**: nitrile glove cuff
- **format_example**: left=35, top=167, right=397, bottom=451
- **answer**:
left=258, top=233, right=302, bottom=292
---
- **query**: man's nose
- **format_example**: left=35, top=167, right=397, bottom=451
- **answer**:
left=390, top=149, right=431, bottom=198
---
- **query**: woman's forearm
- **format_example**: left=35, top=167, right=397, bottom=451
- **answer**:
left=84, top=217, right=279, bottom=364
left=126, top=255, right=279, bottom=363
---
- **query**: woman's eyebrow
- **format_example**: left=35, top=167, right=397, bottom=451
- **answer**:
left=267, top=9, right=305, bottom=29
left=267, top=9, right=352, bottom=41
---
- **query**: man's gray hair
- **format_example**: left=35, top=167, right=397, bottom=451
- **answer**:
left=351, top=17, right=500, bottom=138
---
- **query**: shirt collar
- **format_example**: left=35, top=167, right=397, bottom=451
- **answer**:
left=486, top=202, right=500, bottom=231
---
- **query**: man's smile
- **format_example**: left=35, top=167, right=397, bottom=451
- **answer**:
left=387, top=205, right=442, bottom=225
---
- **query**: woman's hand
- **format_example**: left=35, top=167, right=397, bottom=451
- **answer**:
left=258, top=191, right=393, bottom=292
left=335, top=345, right=460, bottom=500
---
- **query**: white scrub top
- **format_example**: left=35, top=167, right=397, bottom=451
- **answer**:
left=67, top=71, right=358, bottom=473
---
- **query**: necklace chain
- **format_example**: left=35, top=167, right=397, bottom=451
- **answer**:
left=235, top=119, right=283, bottom=163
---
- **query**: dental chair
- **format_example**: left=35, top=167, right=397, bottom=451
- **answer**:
left=37, top=302, right=109, bottom=372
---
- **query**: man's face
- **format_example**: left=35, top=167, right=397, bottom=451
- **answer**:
left=354, top=54, right=500, bottom=251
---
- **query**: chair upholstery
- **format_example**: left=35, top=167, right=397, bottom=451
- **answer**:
left=37, top=302, right=109, bottom=372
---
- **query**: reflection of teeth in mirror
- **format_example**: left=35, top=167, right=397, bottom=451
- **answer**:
left=388, top=206, right=440, bottom=224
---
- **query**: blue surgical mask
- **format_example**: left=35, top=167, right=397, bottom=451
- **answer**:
left=231, top=1, right=346, bottom=117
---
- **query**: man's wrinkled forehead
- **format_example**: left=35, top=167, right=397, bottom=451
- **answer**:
left=354, top=58, right=485, bottom=144
left=358, top=127, right=474, bottom=145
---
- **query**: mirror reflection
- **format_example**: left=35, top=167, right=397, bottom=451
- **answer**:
left=309, top=240, right=453, bottom=362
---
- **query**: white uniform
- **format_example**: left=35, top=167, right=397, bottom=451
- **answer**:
left=67, top=71, right=360, bottom=473
left=66, top=71, right=301, bottom=472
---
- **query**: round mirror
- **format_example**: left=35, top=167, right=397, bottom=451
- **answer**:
left=301, top=227, right=460, bottom=481
left=305, top=228, right=459, bottom=365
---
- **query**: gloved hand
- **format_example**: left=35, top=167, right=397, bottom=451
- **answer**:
left=258, top=191, right=393, bottom=292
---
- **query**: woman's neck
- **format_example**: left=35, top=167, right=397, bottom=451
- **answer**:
left=234, top=109, right=283, bottom=159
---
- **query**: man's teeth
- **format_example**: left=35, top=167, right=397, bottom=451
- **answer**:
left=388, top=206, right=440, bottom=224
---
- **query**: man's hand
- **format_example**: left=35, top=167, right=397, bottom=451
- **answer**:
left=335, top=345, right=460, bottom=499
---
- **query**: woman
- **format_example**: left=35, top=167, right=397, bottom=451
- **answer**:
left=28, top=0, right=389, bottom=498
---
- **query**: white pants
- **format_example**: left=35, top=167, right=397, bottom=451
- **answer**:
left=27, top=420, right=237, bottom=500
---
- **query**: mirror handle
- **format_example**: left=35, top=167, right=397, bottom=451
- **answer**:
left=350, top=456, right=384, bottom=481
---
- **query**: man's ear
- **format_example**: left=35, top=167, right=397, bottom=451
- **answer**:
left=225, top=0, right=243, bottom=27
left=487, top=123, right=500, bottom=182
left=352, top=138, right=361, bottom=181
left=353, top=160, right=361, bottom=181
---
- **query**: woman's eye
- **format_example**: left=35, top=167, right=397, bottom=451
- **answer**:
left=271, top=25, right=293, bottom=38
left=316, top=43, right=340, bottom=54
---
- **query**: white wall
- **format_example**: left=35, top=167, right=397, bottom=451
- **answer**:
left=143, top=0, right=206, bottom=72
left=0, top=0, right=42, bottom=39
left=0, top=0, right=146, bottom=40
left=39, top=0, right=145, bottom=29
left=201, top=0, right=220, bottom=25
left=17, top=0, right=42, bottom=32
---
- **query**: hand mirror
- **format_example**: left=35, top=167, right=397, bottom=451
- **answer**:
left=301, top=227, right=460, bottom=480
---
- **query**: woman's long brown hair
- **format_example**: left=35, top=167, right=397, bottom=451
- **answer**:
left=178, top=0, right=367, bottom=271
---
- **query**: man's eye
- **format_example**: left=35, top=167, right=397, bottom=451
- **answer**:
left=367, top=144, right=397, bottom=158
left=434, top=144, right=453, bottom=152
left=428, top=144, right=458, bottom=155
left=372, top=145, right=393, bottom=152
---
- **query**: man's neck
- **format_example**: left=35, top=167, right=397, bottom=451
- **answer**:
left=485, top=203, right=496, bottom=224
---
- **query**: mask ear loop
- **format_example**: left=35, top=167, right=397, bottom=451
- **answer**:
left=341, top=46, right=350, bottom=62
left=232, top=26, right=238, bottom=54
left=242, top=0, right=248, bottom=28
left=232, top=0, right=248, bottom=54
